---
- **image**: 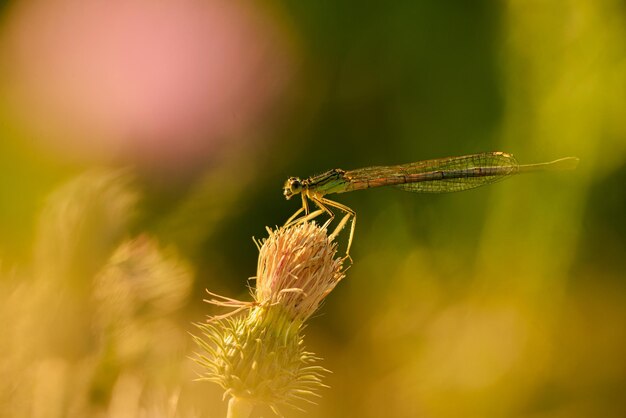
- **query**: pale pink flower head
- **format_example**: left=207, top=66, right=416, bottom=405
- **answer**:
left=254, top=222, right=347, bottom=321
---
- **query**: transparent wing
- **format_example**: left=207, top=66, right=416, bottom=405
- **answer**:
left=396, top=152, right=519, bottom=193
left=345, top=152, right=520, bottom=194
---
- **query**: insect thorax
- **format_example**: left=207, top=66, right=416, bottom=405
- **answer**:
left=304, top=168, right=347, bottom=196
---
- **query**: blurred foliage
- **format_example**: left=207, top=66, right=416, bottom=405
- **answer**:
left=1, top=0, right=626, bottom=417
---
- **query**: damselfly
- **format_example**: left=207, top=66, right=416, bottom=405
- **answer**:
left=283, top=151, right=579, bottom=254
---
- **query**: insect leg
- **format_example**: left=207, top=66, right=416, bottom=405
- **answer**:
left=284, top=206, right=304, bottom=226
left=311, top=196, right=336, bottom=229
left=301, top=193, right=310, bottom=215
left=317, top=197, right=357, bottom=256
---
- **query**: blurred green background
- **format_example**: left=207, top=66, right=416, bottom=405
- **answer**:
left=1, top=0, right=625, bottom=417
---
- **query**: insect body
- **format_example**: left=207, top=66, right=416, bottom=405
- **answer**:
left=283, top=152, right=579, bottom=255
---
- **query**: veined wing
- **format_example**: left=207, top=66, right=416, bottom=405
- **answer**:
left=344, top=152, right=520, bottom=193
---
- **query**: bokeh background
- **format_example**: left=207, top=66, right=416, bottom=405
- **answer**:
left=1, top=0, right=625, bottom=417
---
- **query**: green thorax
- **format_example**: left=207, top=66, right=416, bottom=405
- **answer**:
left=304, top=169, right=348, bottom=196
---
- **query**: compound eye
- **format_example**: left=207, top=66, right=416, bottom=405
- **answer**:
left=290, top=179, right=301, bottom=192
left=283, top=177, right=302, bottom=200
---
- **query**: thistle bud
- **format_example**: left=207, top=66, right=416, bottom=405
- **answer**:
left=255, top=221, right=346, bottom=320
left=193, top=221, right=346, bottom=415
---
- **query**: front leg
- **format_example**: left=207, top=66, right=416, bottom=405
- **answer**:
left=284, top=208, right=325, bottom=228
left=284, top=206, right=305, bottom=226
left=301, top=193, right=310, bottom=215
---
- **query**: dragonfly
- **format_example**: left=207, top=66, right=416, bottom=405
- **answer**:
left=283, top=151, right=579, bottom=255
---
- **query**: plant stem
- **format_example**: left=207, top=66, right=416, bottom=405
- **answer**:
left=227, top=397, right=253, bottom=418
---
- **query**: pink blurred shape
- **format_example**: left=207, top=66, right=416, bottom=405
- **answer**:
left=0, top=0, right=293, bottom=168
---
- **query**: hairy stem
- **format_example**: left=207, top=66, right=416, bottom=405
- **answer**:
left=227, top=397, right=253, bottom=418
